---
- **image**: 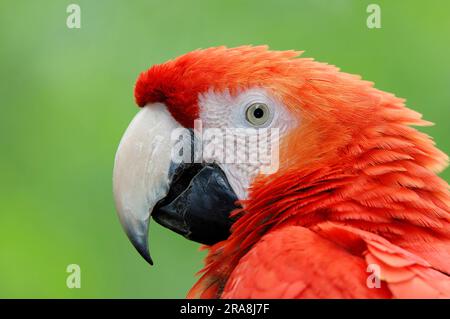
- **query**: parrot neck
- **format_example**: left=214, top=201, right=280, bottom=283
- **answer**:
left=189, top=123, right=450, bottom=298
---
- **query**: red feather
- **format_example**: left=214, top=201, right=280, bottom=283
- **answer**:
left=135, top=46, right=449, bottom=298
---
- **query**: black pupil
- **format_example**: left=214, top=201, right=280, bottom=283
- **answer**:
left=253, top=107, right=264, bottom=119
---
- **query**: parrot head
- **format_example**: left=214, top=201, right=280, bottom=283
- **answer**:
left=113, top=46, right=448, bottom=267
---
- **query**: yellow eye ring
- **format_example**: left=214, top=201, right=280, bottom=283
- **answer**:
left=245, top=103, right=270, bottom=126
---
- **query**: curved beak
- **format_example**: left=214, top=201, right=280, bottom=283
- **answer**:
left=113, top=103, right=179, bottom=265
left=113, top=103, right=238, bottom=265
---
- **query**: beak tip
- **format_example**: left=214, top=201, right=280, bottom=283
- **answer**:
left=127, top=231, right=154, bottom=266
left=134, top=242, right=154, bottom=266
left=139, top=249, right=154, bottom=266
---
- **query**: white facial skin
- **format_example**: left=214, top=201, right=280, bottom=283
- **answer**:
left=198, top=88, right=297, bottom=199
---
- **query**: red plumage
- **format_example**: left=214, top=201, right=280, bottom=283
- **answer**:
left=135, top=46, right=450, bottom=298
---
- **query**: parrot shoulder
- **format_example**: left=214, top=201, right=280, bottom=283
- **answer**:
left=314, top=222, right=450, bottom=299
left=222, top=223, right=450, bottom=298
left=221, top=225, right=392, bottom=298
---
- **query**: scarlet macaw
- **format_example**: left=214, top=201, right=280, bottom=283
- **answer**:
left=113, top=46, right=450, bottom=298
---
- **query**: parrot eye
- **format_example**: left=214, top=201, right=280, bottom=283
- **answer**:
left=245, top=103, right=270, bottom=126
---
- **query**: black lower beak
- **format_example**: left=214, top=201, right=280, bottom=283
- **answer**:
left=152, top=163, right=239, bottom=245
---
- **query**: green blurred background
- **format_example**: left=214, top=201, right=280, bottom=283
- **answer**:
left=0, top=0, right=448, bottom=298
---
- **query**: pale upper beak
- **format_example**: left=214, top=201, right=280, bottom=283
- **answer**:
left=113, top=103, right=238, bottom=265
left=113, top=103, right=178, bottom=264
